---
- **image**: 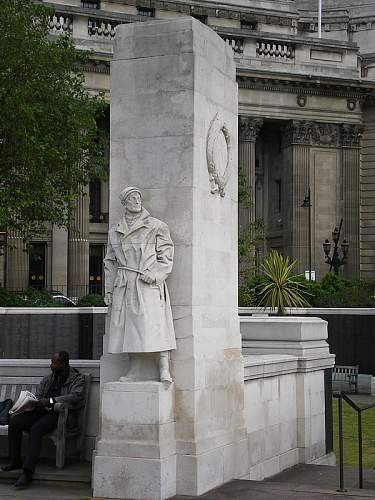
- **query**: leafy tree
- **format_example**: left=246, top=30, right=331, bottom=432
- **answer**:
left=0, top=0, right=107, bottom=240
left=253, top=250, right=310, bottom=314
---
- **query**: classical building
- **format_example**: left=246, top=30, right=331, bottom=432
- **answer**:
left=3, top=0, right=375, bottom=294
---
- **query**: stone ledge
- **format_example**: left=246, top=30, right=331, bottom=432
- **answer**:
left=243, top=353, right=335, bottom=380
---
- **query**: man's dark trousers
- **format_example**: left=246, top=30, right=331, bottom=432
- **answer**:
left=8, top=410, right=58, bottom=472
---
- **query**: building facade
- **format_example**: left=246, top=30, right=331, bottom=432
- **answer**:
left=2, top=0, right=375, bottom=295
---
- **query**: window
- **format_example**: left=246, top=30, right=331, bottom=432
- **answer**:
left=89, top=180, right=101, bottom=223
left=240, top=21, right=257, bottom=30
left=275, top=180, right=282, bottom=213
left=191, top=14, right=207, bottom=25
left=89, top=245, right=104, bottom=295
left=29, top=243, right=46, bottom=289
left=81, top=1, right=100, bottom=9
left=137, top=7, right=155, bottom=17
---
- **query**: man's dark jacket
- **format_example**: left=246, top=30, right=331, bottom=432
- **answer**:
left=35, top=367, right=85, bottom=429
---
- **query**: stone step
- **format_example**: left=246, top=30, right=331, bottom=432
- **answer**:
left=0, top=460, right=91, bottom=488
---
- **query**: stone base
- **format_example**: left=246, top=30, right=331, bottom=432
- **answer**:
left=93, top=455, right=176, bottom=500
left=93, top=380, right=176, bottom=500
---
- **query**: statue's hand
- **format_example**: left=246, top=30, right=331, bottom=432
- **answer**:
left=104, top=292, right=113, bottom=306
left=140, top=271, right=155, bottom=284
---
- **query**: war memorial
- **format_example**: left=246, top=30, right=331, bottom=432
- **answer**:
left=3, top=0, right=375, bottom=498
left=87, top=18, right=334, bottom=499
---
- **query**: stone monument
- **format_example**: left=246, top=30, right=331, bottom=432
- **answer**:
left=93, top=17, right=246, bottom=499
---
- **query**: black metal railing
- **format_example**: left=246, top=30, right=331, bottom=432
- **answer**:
left=334, top=391, right=375, bottom=491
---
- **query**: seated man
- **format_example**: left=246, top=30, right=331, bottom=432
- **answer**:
left=1, top=351, right=85, bottom=489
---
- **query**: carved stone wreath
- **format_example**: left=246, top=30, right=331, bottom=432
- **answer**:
left=206, top=113, right=233, bottom=197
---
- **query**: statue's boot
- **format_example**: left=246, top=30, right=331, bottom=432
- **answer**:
left=159, top=351, right=172, bottom=383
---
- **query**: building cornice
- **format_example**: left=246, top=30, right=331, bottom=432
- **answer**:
left=237, top=72, right=375, bottom=100
left=43, top=0, right=297, bottom=27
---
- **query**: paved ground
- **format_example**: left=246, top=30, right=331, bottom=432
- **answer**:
left=0, top=463, right=375, bottom=499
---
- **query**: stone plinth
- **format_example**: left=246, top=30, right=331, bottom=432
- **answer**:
left=93, top=381, right=176, bottom=499
left=241, top=316, right=333, bottom=358
left=97, top=17, right=245, bottom=499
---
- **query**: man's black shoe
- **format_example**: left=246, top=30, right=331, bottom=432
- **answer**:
left=1, top=462, right=22, bottom=472
left=13, top=471, right=32, bottom=489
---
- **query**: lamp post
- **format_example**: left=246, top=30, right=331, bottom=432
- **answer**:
left=0, top=231, right=7, bottom=288
left=323, top=218, right=349, bottom=274
left=301, top=187, right=312, bottom=281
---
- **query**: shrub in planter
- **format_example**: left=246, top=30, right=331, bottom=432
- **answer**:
left=239, top=285, right=257, bottom=307
left=0, top=287, right=59, bottom=307
left=77, top=294, right=105, bottom=307
left=253, top=251, right=310, bottom=315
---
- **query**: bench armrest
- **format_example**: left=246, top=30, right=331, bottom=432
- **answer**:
left=56, top=408, right=68, bottom=441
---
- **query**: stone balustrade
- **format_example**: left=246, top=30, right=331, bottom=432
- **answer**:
left=222, top=36, right=244, bottom=54
left=88, top=18, right=119, bottom=39
left=48, top=14, right=73, bottom=34
left=47, top=7, right=360, bottom=80
left=256, top=39, right=294, bottom=60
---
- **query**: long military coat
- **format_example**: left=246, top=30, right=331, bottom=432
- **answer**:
left=104, top=208, right=176, bottom=353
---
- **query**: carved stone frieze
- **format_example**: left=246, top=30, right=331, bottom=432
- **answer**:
left=283, top=120, right=313, bottom=147
left=283, top=120, right=363, bottom=148
left=341, top=124, right=363, bottom=147
left=310, top=122, right=340, bottom=147
left=239, top=116, right=263, bottom=142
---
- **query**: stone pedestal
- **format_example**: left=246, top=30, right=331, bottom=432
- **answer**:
left=93, top=381, right=176, bottom=500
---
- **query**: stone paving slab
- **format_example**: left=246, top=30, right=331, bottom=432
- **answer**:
left=174, top=480, right=375, bottom=500
left=0, top=482, right=91, bottom=500
left=174, top=465, right=375, bottom=500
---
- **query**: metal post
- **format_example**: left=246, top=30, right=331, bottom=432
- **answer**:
left=308, top=187, right=312, bottom=281
left=318, top=0, right=322, bottom=38
left=358, top=411, right=363, bottom=488
left=337, top=395, right=347, bottom=492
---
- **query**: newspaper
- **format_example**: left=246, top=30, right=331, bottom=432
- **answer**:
left=9, top=391, right=37, bottom=415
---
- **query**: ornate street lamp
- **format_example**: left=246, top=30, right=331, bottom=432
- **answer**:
left=323, top=218, right=349, bottom=274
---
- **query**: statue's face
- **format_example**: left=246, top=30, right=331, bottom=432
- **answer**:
left=124, top=192, right=142, bottom=213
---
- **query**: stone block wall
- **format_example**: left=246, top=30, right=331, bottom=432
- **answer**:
left=0, top=308, right=105, bottom=359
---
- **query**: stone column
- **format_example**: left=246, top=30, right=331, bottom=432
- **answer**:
left=6, top=232, right=28, bottom=290
left=50, top=225, right=68, bottom=293
left=238, top=116, right=263, bottom=229
left=282, top=121, right=311, bottom=275
left=93, top=18, right=246, bottom=500
left=238, top=117, right=262, bottom=281
left=67, top=188, right=89, bottom=298
left=361, top=105, right=375, bottom=279
left=341, top=124, right=361, bottom=278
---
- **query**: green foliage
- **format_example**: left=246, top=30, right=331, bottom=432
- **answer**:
left=309, top=273, right=375, bottom=308
left=238, top=285, right=256, bottom=307
left=253, top=250, right=310, bottom=314
left=0, top=287, right=60, bottom=307
left=77, top=294, right=105, bottom=307
left=0, top=0, right=107, bottom=240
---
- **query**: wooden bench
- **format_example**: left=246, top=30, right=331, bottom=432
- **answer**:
left=0, top=373, right=91, bottom=468
left=332, top=365, right=359, bottom=393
